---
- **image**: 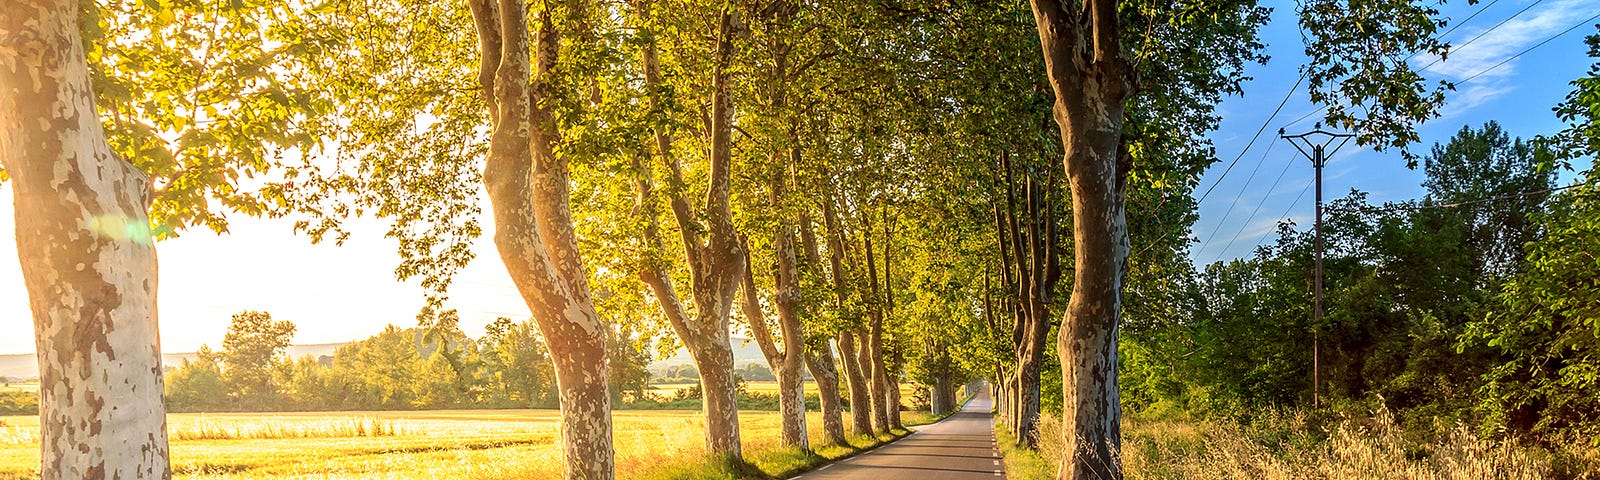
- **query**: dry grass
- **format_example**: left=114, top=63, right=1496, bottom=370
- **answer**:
left=998, top=407, right=1600, bottom=480
left=170, top=417, right=401, bottom=441
left=1, top=404, right=936, bottom=479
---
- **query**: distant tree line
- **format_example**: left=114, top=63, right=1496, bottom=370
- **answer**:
left=163, top=310, right=652, bottom=412
left=650, top=362, right=781, bottom=384
left=0, top=391, right=37, bottom=416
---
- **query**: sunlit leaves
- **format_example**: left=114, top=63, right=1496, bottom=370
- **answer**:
left=85, top=0, right=329, bottom=238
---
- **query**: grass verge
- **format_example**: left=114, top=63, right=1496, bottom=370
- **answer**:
left=635, top=411, right=936, bottom=480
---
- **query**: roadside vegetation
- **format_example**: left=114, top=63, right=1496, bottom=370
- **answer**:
left=1000, top=411, right=1600, bottom=480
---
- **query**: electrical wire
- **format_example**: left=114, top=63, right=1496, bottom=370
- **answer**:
left=1195, top=73, right=1306, bottom=206
left=1198, top=136, right=1279, bottom=256
left=1285, top=0, right=1544, bottom=129
left=1210, top=139, right=1301, bottom=261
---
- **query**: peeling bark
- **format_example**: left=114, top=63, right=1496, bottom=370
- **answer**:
left=1026, top=0, right=1134, bottom=477
left=804, top=339, right=848, bottom=445
left=740, top=233, right=808, bottom=450
left=634, top=5, right=747, bottom=459
left=822, top=189, right=873, bottom=436
left=468, top=0, right=613, bottom=478
left=836, top=330, right=873, bottom=435
left=862, top=230, right=891, bottom=434
left=989, top=148, right=1064, bottom=447
left=800, top=211, right=846, bottom=445
left=1, top=1, right=170, bottom=477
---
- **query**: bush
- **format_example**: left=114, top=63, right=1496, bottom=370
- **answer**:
left=0, top=391, right=38, bottom=416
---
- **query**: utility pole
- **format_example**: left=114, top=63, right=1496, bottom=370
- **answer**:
left=1281, top=125, right=1352, bottom=409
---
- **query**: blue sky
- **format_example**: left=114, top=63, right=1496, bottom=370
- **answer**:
left=1190, top=0, right=1600, bottom=266
left=3, top=0, right=1599, bottom=355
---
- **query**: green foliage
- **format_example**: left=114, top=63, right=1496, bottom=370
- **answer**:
left=220, top=311, right=297, bottom=407
left=79, top=0, right=329, bottom=238
left=0, top=391, right=38, bottom=416
left=1542, top=32, right=1600, bottom=170
left=478, top=317, right=558, bottom=409
left=165, top=346, right=228, bottom=411
left=1297, top=0, right=1451, bottom=156
left=1465, top=171, right=1600, bottom=442
left=1460, top=32, right=1600, bottom=443
left=1120, top=116, right=1597, bottom=447
left=161, top=315, right=671, bottom=412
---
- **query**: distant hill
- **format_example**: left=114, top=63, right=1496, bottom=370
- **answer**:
left=0, top=343, right=346, bottom=379
left=651, top=339, right=768, bottom=369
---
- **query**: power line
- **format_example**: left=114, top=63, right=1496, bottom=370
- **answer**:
left=1414, top=0, right=1549, bottom=73
left=1232, top=181, right=1312, bottom=263
left=1285, top=0, right=1545, bottom=130
left=1195, top=73, right=1306, bottom=206
left=1459, top=10, right=1600, bottom=83
left=1198, top=136, right=1278, bottom=255
left=1433, top=0, right=1505, bottom=45
left=1211, top=140, right=1301, bottom=262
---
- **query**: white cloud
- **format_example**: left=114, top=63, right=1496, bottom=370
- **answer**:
left=1437, top=81, right=1517, bottom=120
left=1415, top=0, right=1600, bottom=110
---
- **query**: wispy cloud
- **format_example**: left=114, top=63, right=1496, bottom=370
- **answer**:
left=1415, top=0, right=1600, bottom=114
left=1437, top=82, right=1517, bottom=120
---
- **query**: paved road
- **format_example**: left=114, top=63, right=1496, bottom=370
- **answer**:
left=793, top=388, right=1004, bottom=479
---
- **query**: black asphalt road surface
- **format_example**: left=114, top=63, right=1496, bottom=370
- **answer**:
left=792, top=388, right=1005, bottom=479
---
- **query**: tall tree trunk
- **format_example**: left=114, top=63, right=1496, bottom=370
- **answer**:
left=888, top=363, right=903, bottom=429
left=634, top=6, right=747, bottom=459
left=823, top=188, right=872, bottom=437
left=837, top=331, right=873, bottom=435
left=938, top=374, right=958, bottom=413
left=804, top=340, right=848, bottom=445
left=992, top=148, right=1062, bottom=448
left=800, top=212, right=847, bottom=445
left=687, top=335, right=741, bottom=456
left=2, top=1, right=170, bottom=477
left=863, top=231, right=891, bottom=434
left=740, top=234, right=809, bottom=450
left=882, top=224, right=903, bottom=431
left=928, top=345, right=948, bottom=415
left=1028, top=0, right=1134, bottom=478
left=468, top=1, right=614, bottom=478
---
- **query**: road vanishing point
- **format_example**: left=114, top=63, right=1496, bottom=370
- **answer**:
left=794, top=387, right=1005, bottom=479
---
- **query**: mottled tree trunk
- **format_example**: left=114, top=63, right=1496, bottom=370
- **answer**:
left=634, top=6, right=747, bottom=460
left=688, top=335, right=742, bottom=456
left=467, top=1, right=614, bottom=478
left=1015, top=347, right=1045, bottom=443
left=823, top=190, right=873, bottom=437
left=888, top=367, right=903, bottom=429
left=741, top=230, right=809, bottom=450
left=800, top=212, right=847, bottom=446
left=1028, top=0, right=1133, bottom=478
left=837, top=331, right=873, bottom=435
left=1, top=1, right=170, bottom=477
left=863, top=233, right=892, bottom=434
left=931, top=363, right=956, bottom=415
left=992, top=147, right=1062, bottom=448
left=805, top=341, right=848, bottom=445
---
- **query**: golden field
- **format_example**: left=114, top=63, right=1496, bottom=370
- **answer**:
left=647, top=381, right=921, bottom=400
left=0, top=399, right=936, bottom=479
